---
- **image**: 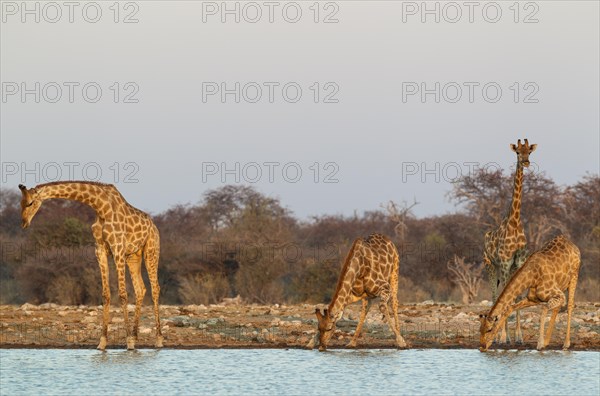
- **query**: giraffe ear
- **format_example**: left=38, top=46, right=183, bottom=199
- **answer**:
left=510, top=144, right=518, bottom=152
left=529, top=144, right=537, bottom=153
left=18, top=184, right=26, bottom=191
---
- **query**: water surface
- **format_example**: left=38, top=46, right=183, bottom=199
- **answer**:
left=1, top=349, right=598, bottom=395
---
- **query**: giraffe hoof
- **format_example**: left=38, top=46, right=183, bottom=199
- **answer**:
left=536, top=343, right=545, bottom=351
left=346, top=341, right=357, bottom=348
left=126, top=337, right=136, bottom=350
left=155, top=336, right=164, bottom=348
left=97, top=336, right=107, bottom=351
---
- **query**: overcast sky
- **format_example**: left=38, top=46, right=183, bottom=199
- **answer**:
left=1, top=1, right=598, bottom=219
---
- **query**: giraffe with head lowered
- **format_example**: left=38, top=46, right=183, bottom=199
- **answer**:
left=19, top=181, right=163, bottom=350
left=480, top=235, right=580, bottom=351
left=483, top=138, right=536, bottom=343
left=312, top=233, right=407, bottom=351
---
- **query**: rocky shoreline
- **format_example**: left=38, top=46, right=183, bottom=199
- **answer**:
left=2, top=301, right=599, bottom=350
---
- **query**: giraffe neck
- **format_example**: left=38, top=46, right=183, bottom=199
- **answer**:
left=36, top=182, right=113, bottom=218
left=507, top=162, right=524, bottom=222
left=328, top=283, right=352, bottom=317
left=489, top=264, right=531, bottom=319
left=328, top=240, right=360, bottom=317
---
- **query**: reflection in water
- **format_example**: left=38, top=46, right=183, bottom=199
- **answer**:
left=1, top=349, right=598, bottom=395
left=90, top=349, right=161, bottom=366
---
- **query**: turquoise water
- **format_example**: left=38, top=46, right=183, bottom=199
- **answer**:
left=1, top=349, right=598, bottom=395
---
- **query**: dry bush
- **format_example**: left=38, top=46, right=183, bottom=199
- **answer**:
left=178, top=273, right=230, bottom=305
left=81, top=266, right=103, bottom=304
left=447, top=255, right=484, bottom=305
left=398, top=276, right=432, bottom=303
left=235, top=260, right=286, bottom=304
left=576, top=277, right=600, bottom=302
left=0, top=279, right=23, bottom=304
left=45, top=275, right=84, bottom=305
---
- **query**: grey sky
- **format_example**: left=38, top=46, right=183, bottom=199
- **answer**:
left=1, top=1, right=598, bottom=219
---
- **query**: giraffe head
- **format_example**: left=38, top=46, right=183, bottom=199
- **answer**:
left=478, top=313, right=499, bottom=351
left=315, top=308, right=341, bottom=351
left=18, top=184, right=42, bottom=228
left=510, top=139, right=537, bottom=168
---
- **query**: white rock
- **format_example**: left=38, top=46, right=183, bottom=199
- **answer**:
left=453, top=312, right=469, bottom=320
left=139, top=327, right=152, bottom=335
left=20, top=303, right=37, bottom=311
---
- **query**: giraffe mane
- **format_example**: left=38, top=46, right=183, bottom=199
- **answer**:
left=35, top=180, right=116, bottom=189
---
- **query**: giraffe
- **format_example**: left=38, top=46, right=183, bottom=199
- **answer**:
left=312, top=233, right=407, bottom=351
left=479, top=235, right=580, bottom=351
left=18, top=181, right=163, bottom=350
left=483, top=138, right=536, bottom=343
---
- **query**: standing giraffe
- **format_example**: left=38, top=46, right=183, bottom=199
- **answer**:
left=479, top=235, right=580, bottom=351
left=483, top=138, right=536, bottom=343
left=312, top=233, right=407, bottom=351
left=19, top=181, right=162, bottom=350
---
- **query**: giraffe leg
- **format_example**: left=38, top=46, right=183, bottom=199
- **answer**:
left=126, top=250, right=146, bottom=343
left=95, top=244, right=110, bottom=351
left=113, top=249, right=134, bottom=350
left=544, top=308, right=560, bottom=348
left=390, top=272, right=405, bottom=347
left=514, top=308, right=523, bottom=344
left=391, top=281, right=408, bottom=348
left=499, top=319, right=510, bottom=344
left=499, top=261, right=516, bottom=344
left=512, top=251, right=528, bottom=345
left=563, top=274, right=578, bottom=350
left=347, top=298, right=371, bottom=348
left=144, top=236, right=163, bottom=348
left=379, top=286, right=406, bottom=348
left=537, top=286, right=566, bottom=350
left=537, top=305, right=549, bottom=350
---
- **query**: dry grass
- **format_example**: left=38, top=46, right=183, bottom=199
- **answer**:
left=178, top=273, right=231, bottom=305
